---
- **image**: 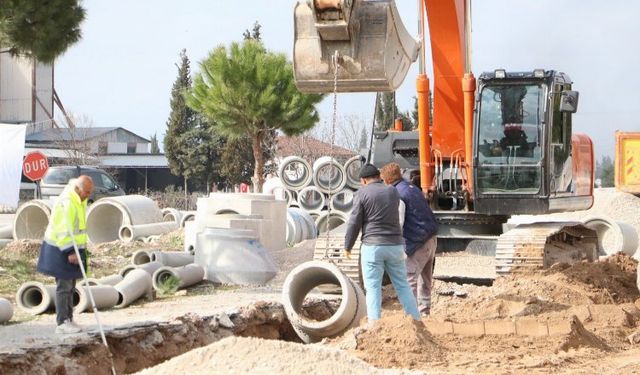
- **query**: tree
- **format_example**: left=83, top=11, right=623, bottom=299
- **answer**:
left=149, top=133, right=160, bottom=154
left=596, top=155, right=614, bottom=187
left=375, top=92, right=398, bottom=131
left=359, top=127, right=369, bottom=150
left=164, top=49, right=197, bottom=193
left=0, top=0, right=85, bottom=63
left=188, top=39, right=324, bottom=192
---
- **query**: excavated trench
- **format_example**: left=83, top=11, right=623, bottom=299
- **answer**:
left=0, top=300, right=340, bottom=375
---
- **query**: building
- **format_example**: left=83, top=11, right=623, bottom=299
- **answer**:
left=276, top=135, right=356, bottom=164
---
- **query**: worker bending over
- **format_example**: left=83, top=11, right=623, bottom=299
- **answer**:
left=37, top=175, right=94, bottom=334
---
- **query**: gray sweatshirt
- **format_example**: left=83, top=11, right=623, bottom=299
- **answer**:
left=344, top=180, right=404, bottom=250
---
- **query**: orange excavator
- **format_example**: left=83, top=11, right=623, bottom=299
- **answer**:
left=294, top=0, right=598, bottom=277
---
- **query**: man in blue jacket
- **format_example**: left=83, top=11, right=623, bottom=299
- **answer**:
left=381, top=163, right=438, bottom=316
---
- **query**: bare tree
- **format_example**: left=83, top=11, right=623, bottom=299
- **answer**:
left=312, top=114, right=369, bottom=153
left=54, top=112, right=99, bottom=165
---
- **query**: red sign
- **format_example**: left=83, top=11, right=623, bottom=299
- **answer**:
left=23, top=151, right=49, bottom=182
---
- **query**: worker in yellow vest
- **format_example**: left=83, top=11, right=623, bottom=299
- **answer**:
left=37, top=175, right=93, bottom=335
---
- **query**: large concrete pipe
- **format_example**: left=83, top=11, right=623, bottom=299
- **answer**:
left=179, top=211, right=196, bottom=228
left=297, top=186, right=326, bottom=212
left=312, top=156, right=347, bottom=194
left=0, top=225, right=12, bottom=239
left=282, top=261, right=366, bottom=343
left=87, top=274, right=124, bottom=286
left=12, top=199, right=54, bottom=240
left=329, top=189, right=355, bottom=213
left=161, top=208, right=183, bottom=224
left=0, top=298, right=13, bottom=323
left=263, top=177, right=293, bottom=204
left=119, top=222, right=179, bottom=243
left=583, top=216, right=639, bottom=257
left=86, top=195, right=163, bottom=244
left=16, top=282, right=56, bottom=315
left=195, top=228, right=277, bottom=285
left=150, top=251, right=194, bottom=267
left=279, top=156, right=313, bottom=191
left=152, top=264, right=205, bottom=291
left=73, top=285, right=119, bottom=314
left=315, top=211, right=348, bottom=233
left=120, top=261, right=163, bottom=278
left=132, top=250, right=152, bottom=265
left=343, top=155, right=363, bottom=189
left=286, top=208, right=318, bottom=246
left=114, top=268, right=153, bottom=308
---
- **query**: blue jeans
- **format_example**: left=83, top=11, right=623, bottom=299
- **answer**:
left=360, top=244, right=420, bottom=321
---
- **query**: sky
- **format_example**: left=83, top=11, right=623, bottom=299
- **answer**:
left=55, top=0, right=640, bottom=158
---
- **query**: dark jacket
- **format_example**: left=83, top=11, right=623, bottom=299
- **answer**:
left=37, top=241, right=86, bottom=280
left=394, top=179, right=438, bottom=256
left=344, top=180, right=404, bottom=250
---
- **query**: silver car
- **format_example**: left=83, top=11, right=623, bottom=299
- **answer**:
left=40, top=166, right=124, bottom=203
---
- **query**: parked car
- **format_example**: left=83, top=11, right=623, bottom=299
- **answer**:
left=40, top=166, right=124, bottom=202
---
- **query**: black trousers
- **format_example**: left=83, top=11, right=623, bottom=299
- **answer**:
left=55, top=278, right=76, bottom=326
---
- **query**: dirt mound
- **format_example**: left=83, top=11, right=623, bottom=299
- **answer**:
left=134, top=336, right=409, bottom=375
left=2, top=240, right=42, bottom=259
left=351, top=314, right=444, bottom=369
left=556, top=316, right=611, bottom=352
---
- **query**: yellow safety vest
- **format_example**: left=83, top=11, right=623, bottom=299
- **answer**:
left=44, top=189, right=88, bottom=251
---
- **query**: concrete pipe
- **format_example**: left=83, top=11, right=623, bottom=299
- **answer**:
left=87, top=274, right=124, bottom=286
left=150, top=251, right=194, bottom=267
left=263, top=177, right=293, bottom=204
left=143, top=235, right=161, bottom=243
left=73, top=285, right=119, bottom=314
left=0, top=225, right=12, bottom=239
left=583, top=216, right=639, bottom=257
left=119, top=222, right=179, bottom=243
left=114, top=268, right=153, bottom=308
left=343, top=155, right=363, bottom=189
left=120, top=261, right=163, bottom=278
left=152, top=264, right=205, bottom=291
left=279, top=156, right=313, bottom=191
left=297, top=186, right=326, bottom=212
left=86, top=195, right=163, bottom=244
left=132, top=249, right=152, bottom=265
left=329, top=189, right=355, bottom=213
left=179, top=211, right=196, bottom=228
left=0, top=298, right=13, bottom=323
left=161, top=208, right=183, bottom=224
left=315, top=211, right=348, bottom=233
left=12, top=199, right=54, bottom=240
left=312, top=156, right=347, bottom=194
left=286, top=208, right=318, bottom=246
left=16, top=282, right=56, bottom=315
left=282, top=260, right=366, bottom=343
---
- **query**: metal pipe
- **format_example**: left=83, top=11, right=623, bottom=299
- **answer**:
left=417, top=73, right=433, bottom=194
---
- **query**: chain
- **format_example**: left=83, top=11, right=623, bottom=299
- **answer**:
left=324, top=50, right=340, bottom=259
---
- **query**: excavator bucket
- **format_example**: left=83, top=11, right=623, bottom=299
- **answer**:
left=293, top=0, right=420, bottom=93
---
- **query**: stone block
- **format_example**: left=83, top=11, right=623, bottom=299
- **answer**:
left=424, top=321, right=453, bottom=335
left=484, top=320, right=516, bottom=335
left=452, top=321, right=485, bottom=336
left=547, top=319, right=572, bottom=336
left=515, top=319, right=548, bottom=337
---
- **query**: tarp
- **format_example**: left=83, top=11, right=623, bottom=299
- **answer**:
left=0, top=124, right=26, bottom=209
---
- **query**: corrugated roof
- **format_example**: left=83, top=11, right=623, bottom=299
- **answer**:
left=25, top=127, right=149, bottom=143
left=276, top=135, right=356, bottom=161
left=98, top=154, right=169, bottom=168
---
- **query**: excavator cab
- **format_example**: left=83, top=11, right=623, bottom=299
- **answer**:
left=293, top=0, right=420, bottom=93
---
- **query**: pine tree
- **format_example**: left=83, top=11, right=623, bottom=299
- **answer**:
left=149, top=133, right=160, bottom=154
left=375, top=92, right=398, bottom=131
left=359, top=127, right=368, bottom=150
left=596, top=155, right=614, bottom=187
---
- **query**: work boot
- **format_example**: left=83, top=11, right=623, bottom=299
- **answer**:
left=55, top=320, right=82, bottom=334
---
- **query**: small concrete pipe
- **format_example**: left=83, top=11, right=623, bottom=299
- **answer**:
left=120, top=261, right=163, bottom=277
left=312, top=156, right=347, bottom=194
left=0, top=225, right=12, bottom=239
left=132, top=249, right=153, bottom=265
left=87, top=274, right=124, bottom=286
left=343, top=155, right=363, bottom=189
left=150, top=251, right=194, bottom=267
left=86, top=195, right=163, bottom=244
left=114, top=268, right=153, bottom=308
left=583, top=216, right=639, bottom=257
left=161, top=208, right=183, bottom=224
left=152, top=264, right=205, bottom=291
left=279, top=156, right=313, bottom=191
left=73, top=285, right=119, bottom=314
left=0, top=297, right=13, bottom=323
left=16, top=282, right=56, bottom=315
left=297, top=186, right=326, bottom=212
left=315, top=211, right=348, bottom=233
left=179, top=211, right=196, bottom=228
left=12, top=199, right=54, bottom=240
left=119, top=222, right=179, bottom=243
left=329, top=189, right=355, bottom=213
left=282, top=260, right=366, bottom=343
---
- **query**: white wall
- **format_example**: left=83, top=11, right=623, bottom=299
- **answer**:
left=107, top=142, right=127, bottom=154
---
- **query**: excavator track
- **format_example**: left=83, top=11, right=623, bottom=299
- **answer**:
left=495, top=222, right=598, bottom=276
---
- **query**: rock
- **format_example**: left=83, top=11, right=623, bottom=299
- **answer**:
left=218, top=313, right=235, bottom=329
left=174, top=290, right=187, bottom=297
left=628, top=330, right=640, bottom=345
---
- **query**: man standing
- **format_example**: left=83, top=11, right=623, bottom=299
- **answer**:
left=37, top=175, right=93, bottom=334
left=381, top=163, right=438, bottom=316
left=344, top=164, right=420, bottom=322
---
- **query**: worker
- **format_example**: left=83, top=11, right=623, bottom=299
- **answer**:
left=381, top=163, right=438, bottom=316
left=36, top=175, right=94, bottom=334
left=344, top=163, right=420, bottom=322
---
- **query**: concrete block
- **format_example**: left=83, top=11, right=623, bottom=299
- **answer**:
left=424, top=321, right=453, bottom=335
left=484, top=320, right=516, bottom=335
left=587, top=305, right=633, bottom=328
left=515, top=319, right=549, bottom=337
left=452, top=321, right=485, bottom=337
left=548, top=319, right=572, bottom=336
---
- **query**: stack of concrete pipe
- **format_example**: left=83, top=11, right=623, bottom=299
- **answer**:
left=127, top=249, right=204, bottom=293
left=278, top=155, right=363, bottom=238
